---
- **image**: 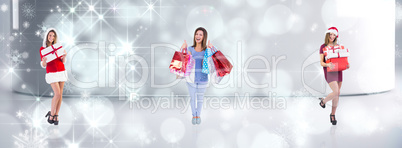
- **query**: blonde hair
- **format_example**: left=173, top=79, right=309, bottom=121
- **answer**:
left=324, top=33, right=337, bottom=46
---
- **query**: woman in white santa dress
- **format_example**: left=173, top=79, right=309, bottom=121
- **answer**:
left=40, top=28, right=67, bottom=125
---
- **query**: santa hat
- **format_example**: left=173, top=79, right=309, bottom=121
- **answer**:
left=42, top=28, right=58, bottom=47
left=325, top=27, right=338, bottom=38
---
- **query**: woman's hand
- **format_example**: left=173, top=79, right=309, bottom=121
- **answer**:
left=60, top=56, right=66, bottom=63
left=347, top=63, right=350, bottom=69
left=207, top=40, right=213, bottom=48
left=327, top=62, right=334, bottom=70
left=176, top=75, right=184, bottom=79
left=181, top=40, right=187, bottom=50
left=60, top=51, right=67, bottom=63
left=41, top=57, right=47, bottom=67
left=42, top=57, right=47, bottom=62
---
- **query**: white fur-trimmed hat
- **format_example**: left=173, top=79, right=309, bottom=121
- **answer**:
left=325, top=27, right=338, bottom=38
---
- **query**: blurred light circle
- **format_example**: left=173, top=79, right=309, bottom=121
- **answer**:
left=289, top=14, right=305, bottom=34
left=108, top=43, right=116, bottom=52
left=186, top=6, right=224, bottom=40
left=70, top=48, right=98, bottom=82
left=196, top=129, right=225, bottom=148
left=160, top=118, right=185, bottom=143
left=251, top=132, right=289, bottom=148
left=115, top=1, right=140, bottom=26
left=259, top=4, right=294, bottom=36
left=237, top=123, right=266, bottom=148
left=271, top=69, right=293, bottom=96
left=34, top=99, right=73, bottom=138
left=247, top=0, right=267, bottom=8
left=223, top=0, right=243, bottom=7
left=79, top=97, right=115, bottom=129
left=43, top=14, right=62, bottom=27
left=321, top=0, right=357, bottom=31
left=227, top=18, right=251, bottom=40
left=0, top=113, right=23, bottom=148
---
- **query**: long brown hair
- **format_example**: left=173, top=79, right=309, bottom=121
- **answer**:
left=324, top=33, right=337, bottom=46
left=46, top=30, right=58, bottom=47
left=191, top=27, right=208, bottom=51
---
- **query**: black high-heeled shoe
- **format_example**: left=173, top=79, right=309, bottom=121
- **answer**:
left=53, top=115, right=59, bottom=125
left=45, top=111, right=54, bottom=124
left=330, top=114, right=337, bottom=125
left=319, top=98, right=325, bottom=108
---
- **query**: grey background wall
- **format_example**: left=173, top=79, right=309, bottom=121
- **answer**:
left=0, top=0, right=399, bottom=97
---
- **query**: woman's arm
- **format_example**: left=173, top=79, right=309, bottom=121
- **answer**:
left=60, top=50, right=67, bottom=63
left=181, top=40, right=187, bottom=50
left=40, top=47, right=46, bottom=68
left=41, top=57, right=47, bottom=68
left=207, top=40, right=212, bottom=48
left=320, top=54, right=333, bottom=69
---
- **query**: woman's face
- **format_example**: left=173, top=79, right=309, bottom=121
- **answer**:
left=47, top=32, right=55, bottom=43
left=329, top=32, right=336, bottom=43
left=194, top=30, right=204, bottom=44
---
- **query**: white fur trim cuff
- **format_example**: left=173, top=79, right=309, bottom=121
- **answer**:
left=40, top=61, right=46, bottom=68
left=325, top=29, right=338, bottom=36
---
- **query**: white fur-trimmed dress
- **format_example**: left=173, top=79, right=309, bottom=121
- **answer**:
left=39, top=28, right=68, bottom=84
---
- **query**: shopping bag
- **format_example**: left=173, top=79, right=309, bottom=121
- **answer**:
left=201, top=54, right=220, bottom=84
left=202, top=47, right=217, bottom=74
left=211, top=46, right=233, bottom=77
left=169, top=48, right=193, bottom=77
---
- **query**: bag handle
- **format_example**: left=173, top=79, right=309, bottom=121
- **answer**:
left=181, top=47, right=188, bottom=54
left=211, top=46, right=218, bottom=53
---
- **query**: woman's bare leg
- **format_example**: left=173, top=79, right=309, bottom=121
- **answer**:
left=50, top=83, right=62, bottom=120
left=331, top=81, right=342, bottom=115
left=323, top=81, right=340, bottom=105
left=55, top=82, right=64, bottom=121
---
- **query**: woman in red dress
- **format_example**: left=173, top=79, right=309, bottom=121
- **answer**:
left=40, top=28, right=67, bottom=125
left=318, top=27, right=350, bottom=125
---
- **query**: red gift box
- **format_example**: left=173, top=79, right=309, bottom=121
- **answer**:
left=326, top=57, right=349, bottom=72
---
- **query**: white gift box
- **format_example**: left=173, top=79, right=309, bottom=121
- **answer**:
left=41, top=43, right=65, bottom=63
left=324, top=45, right=350, bottom=60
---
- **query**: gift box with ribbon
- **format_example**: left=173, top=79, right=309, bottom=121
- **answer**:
left=40, top=43, right=66, bottom=63
left=323, top=45, right=350, bottom=72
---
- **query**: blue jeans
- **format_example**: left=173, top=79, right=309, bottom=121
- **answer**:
left=186, top=82, right=207, bottom=117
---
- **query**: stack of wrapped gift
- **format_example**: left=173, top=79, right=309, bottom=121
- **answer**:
left=323, top=45, right=350, bottom=72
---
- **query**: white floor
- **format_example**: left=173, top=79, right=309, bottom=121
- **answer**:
left=0, top=74, right=401, bottom=148
left=1, top=48, right=401, bottom=148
